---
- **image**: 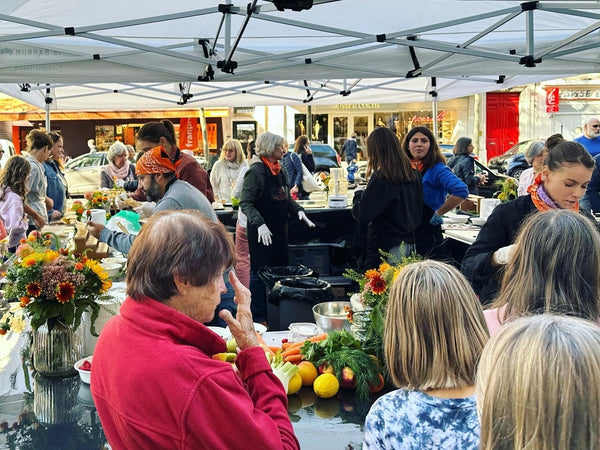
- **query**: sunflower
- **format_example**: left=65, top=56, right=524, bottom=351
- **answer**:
left=26, top=282, right=41, bottom=297
left=86, top=259, right=109, bottom=280
left=370, top=275, right=386, bottom=294
left=55, top=281, right=76, bottom=304
left=101, top=280, right=113, bottom=293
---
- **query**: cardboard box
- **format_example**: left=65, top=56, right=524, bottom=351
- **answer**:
left=460, top=195, right=484, bottom=214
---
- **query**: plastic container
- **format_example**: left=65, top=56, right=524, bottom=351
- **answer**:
left=288, top=322, right=322, bottom=342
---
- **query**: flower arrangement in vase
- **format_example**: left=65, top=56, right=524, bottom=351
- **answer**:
left=0, top=230, right=112, bottom=334
left=70, top=191, right=114, bottom=221
left=343, top=250, right=420, bottom=364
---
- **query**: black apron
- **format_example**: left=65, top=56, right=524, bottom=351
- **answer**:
left=247, top=165, right=291, bottom=270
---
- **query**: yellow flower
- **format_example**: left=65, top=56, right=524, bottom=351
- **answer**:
left=392, top=268, right=401, bottom=283
left=86, top=259, right=109, bottom=280
left=378, top=262, right=391, bottom=273
left=365, top=269, right=379, bottom=280
left=9, top=315, right=26, bottom=333
left=22, top=257, right=38, bottom=268
left=101, top=280, right=113, bottom=293
left=44, top=250, right=59, bottom=262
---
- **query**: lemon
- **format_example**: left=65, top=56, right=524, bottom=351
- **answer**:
left=287, top=373, right=302, bottom=395
left=313, top=373, right=339, bottom=399
left=297, top=361, right=318, bottom=387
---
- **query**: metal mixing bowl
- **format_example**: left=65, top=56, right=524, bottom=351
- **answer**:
left=312, top=301, right=351, bottom=332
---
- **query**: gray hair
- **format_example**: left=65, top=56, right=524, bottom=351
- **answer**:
left=255, top=132, right=285, bottom=157
left=525, top=140, right=545, bottom=164
left=108, top=141, right=128, bottom=164
left=584, top=117, right=600, bottom=126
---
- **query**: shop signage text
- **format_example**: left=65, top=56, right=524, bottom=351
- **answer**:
left=558, top=88, right=600, bottom=100
left=545, top=87, right=560, bottom=113
left=334, top=104, right=381, bottom=109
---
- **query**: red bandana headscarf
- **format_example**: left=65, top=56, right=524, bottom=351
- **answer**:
left=136, top=146, right=177, bottom=175
left=527, top=173, right=579, bottom=212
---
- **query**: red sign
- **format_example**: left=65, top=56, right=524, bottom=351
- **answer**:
left=545, top=87, right=560, bottom=113
left=179, top=117, right=198, bottom=150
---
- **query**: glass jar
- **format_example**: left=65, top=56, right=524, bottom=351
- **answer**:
left=32, top=320, right=85, bottom=377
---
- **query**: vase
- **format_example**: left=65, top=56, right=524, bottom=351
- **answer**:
left=32, top=321, right=85, bottom=377
left=350, top=308, right=373, bottom=341
left=33, top=372, right=84, bottom=424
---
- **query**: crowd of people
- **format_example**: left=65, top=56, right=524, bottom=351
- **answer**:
left=3, top=117, right=600, bottom=449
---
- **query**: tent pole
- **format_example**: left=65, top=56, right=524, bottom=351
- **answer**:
left=199, top=108, right=209, bottom=160
left=306, top=105, right=312, bottom=140
left=45, top=102, right=50, bottom=131
left=431, top=77, right=438, bottom=142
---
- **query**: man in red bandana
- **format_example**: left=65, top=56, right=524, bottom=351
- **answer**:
left=88, top=147, right=216, bottom=255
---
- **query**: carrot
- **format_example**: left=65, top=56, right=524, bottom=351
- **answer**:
left=281, top=342, right=292, bottom=351
left=256, top=332, right=268, bottom=347
left=284, top=354, right=303, bottom=364
left=308, top=333, right=328, bottom=343
left=281, top=346, right=301, bottom=358
left=283, top=333, right=329, bottom=354
left=268, top=346, right=282, bottom=354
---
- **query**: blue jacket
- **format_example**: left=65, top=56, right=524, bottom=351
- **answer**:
left=282, top=152, right=302, bottom=188
left=422, top=162, right=469, bottom=212
left=44, top=160, right=67, bottom=219
left=581, top=153, right=600, bottom=213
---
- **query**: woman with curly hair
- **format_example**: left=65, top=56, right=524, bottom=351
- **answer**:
left=0, top=156, right=31, bottom=252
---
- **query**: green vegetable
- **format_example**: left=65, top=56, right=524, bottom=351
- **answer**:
left=270, top=353, right=299, bottom=393
left=226, top=338, right=237, bottom=353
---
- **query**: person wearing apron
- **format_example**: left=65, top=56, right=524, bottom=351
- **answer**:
left=240, top=132, right=315, bottom=325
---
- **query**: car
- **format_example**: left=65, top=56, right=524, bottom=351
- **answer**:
left=63, top=152, right=108, bottom=196
left=0, top=139, right=16, bottom=169
left=487, top=140, right=540, bottom=179
left=289, top=142, right=341, bottom=174
left=444, top=152, right=513, bottom=198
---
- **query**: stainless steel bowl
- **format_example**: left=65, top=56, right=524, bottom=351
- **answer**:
left=312, top=301, right=351, bottom=332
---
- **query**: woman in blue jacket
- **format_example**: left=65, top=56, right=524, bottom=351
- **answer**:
left=403, top=126, right=468, bottom=257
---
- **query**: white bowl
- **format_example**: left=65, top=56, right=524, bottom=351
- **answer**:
left=75, top=356, right=93, bottom=384
left=102, top=256, right=127, bottom=266
left=100, top=262, right=122, bottom=277
left=225, top=322, right=267, bottom=336
left=444, top=213, right=470, bottom=224
left=470, top=217, right=487, bottom=226
left=206, top=326, right=229, bottom=339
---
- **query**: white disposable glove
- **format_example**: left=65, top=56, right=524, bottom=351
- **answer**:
left=493, top=244, right=516, bottom=265
left=133, top=201, right=156, bottom=219
left=115, top=178, right=126, bottom=188
left=257, top=224, right=273, bottom=246
left=115, top=193, right=129, bottom=209
left=298, top=211, right=315, bottom=228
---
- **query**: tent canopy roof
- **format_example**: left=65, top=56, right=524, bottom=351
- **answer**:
left=1, top=0, right=599, bottom=109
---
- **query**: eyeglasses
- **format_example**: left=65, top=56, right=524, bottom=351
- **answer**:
left=591, top=124, right=600, bottom=128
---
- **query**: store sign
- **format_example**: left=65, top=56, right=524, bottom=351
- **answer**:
left=334, top=103, right=381, bottom=109
left=204, top=108, right=229, bottom=117
left=545, top=87, right=560, bottom=113
left=407, top=110, right=449, bottom=124
left=558, top=88, right=600, bottom=100
left=179, top=117, right=198, bottom=150
left=234, top=107, right=255, bottom=114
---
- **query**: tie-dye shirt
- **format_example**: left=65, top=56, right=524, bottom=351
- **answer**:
left=363, top=388, right=479, bottom=449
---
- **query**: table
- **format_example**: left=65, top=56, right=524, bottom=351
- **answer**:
left=0, top=331, right=377, bottom=449
left=443, top=227, right=480, bottom=245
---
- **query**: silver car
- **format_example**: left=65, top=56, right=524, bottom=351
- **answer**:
left=63, top=152, right=108, bottom=196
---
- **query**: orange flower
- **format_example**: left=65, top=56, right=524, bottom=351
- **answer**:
left=365, top=269, right=379, bottom=280
left=369, top=275, right=386, bottom=294
left=0, top=329, right=6, bottom=335
left=19, top=238, right=26, bottom=244
left=20, top=296, right=31, bottom=307
left=26, top=282, right=41, bottom=296
left=59, top=248, right=69, bottom=255
left=77, top=208, right=84, bottom=214
left=55, top=281, right=76, bottom=304
left=74, top=262, right=84, bottom=271
left=23, top=258, right=37, bottom=267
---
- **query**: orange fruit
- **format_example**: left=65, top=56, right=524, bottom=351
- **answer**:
left=313, top=373, right=339, bottom=399
left=287, top=373, right=302, bottom=395
left=297, top=361, right=318, bottom=386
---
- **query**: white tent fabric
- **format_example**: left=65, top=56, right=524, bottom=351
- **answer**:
left=0, top=0, right=599, bottom=109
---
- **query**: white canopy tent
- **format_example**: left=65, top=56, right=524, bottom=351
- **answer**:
left=0, top=0, right=599, bottom=109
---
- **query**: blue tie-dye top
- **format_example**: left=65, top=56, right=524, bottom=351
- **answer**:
left=363, top=388, right=480, bottom=449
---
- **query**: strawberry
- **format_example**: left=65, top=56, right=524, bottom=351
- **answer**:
left=80, top=360, right=92, bottom=371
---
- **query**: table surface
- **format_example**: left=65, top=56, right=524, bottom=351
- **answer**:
left=0, top=329, right=377, bottom=450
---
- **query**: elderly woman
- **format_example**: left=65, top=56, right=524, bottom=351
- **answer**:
left=91, top=210, right=299, bottom=449
left=210, top=138, right=246, bottom=202
left=240, top=132, right=315, bottom=324
left=448, top=137, right=487, bottom=195
left=100, top=141, right=136, bottom=189
left=517, top=140, right=545, bottom=196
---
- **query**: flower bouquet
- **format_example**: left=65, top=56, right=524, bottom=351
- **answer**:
left=343, top=250, right=420, bottom=362
left=0, top=231, right=112, bottom=335
left=70, top=191, right=113, bottom=222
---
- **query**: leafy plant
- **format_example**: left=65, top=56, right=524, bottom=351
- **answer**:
left=494, top=177, right=518, bottom=202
